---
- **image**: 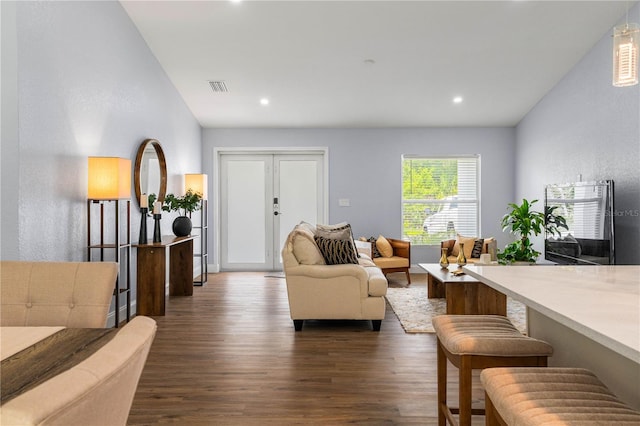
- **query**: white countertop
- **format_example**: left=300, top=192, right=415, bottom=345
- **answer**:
left=463, top=265, right=640, bottom=363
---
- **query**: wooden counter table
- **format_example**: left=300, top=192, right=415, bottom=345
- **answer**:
left=134, top=236, right=195, bottom=316
left=464, top=264, right=640, bottom=410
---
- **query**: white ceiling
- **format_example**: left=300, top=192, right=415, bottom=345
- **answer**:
left=121, top=1, right=634, bottom=128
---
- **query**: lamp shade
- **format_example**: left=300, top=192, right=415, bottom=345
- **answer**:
left=184, top=173, right=208, bottom=200
left=613, top=23, right=639, bottom=87
left=88, top=157, right=131, bottom=199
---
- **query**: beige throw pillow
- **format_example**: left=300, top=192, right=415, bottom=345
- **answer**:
left=315, top=222, right=351, bottom=240
left=297, top=221, right=316, bottom=235
left=291, top=228, right=325, bottom=265
left=452, top=234, right=476, bottom=259
left=376, top=235, right=393, bottom=258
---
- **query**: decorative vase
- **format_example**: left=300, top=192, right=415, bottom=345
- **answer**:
left=172, top=216, right=192, bottom=237
left=139, top=207, right=148, bottom=244
left=456, top=243, right=467, bottom=267
left=439, top=248, right=449, bottom=269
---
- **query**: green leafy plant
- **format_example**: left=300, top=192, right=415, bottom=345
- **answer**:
left=161, top=189, right=202, bottom=217
left=497, top=199, right=545, bottom=264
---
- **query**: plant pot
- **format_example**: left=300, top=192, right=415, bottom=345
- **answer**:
left=172, top=216, right=192, bottom=237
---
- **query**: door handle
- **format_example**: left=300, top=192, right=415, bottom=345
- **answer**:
left=273, top=197, right=280, bottom=216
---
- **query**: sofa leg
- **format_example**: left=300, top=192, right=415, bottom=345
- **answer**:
left=371, top=320, right=382, bottom=331
left=293, top=320, right=303, bottom=331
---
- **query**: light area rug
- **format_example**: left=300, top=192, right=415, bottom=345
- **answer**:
left=385, top=285, right=527, bottom=334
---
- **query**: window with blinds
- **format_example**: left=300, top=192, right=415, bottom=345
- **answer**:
left=402, top=156, right=479, bottom=245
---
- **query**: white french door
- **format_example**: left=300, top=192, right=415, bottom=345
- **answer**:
left=219, top=152, right=325, bottom=271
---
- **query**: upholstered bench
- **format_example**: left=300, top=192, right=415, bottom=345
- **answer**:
left=481, top=367, right=640, bottom=425
left=432, top=315, right=553, bottom=426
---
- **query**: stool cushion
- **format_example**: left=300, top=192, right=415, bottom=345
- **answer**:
left=481, top=367, right=640, bottom=425
left=432, top=315, right=553, bottom=357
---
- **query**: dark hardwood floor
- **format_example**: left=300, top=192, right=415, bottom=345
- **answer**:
left=127, top=272, right=485, bottom=425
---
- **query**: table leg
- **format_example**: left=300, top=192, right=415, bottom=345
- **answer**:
left=427, top=273, right=445, bottom=298
left=477, top=282, right=506, bottom=316
left=445, top=282, right=506, bottom=315
left=169, top=239, right=194, bottom=296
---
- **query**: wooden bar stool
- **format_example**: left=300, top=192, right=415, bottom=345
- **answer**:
left=432, top=315, right=553, bottom=426
left=481, top=367, right=640, bottom=425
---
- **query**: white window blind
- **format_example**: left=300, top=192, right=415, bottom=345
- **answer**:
left=402, top=156, right=479, bottom=245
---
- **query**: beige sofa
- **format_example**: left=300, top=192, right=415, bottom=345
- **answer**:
left=1, top=261, right=117, bottom=328
left=282, top=223, right=388, bottom=331
left=0, top=316, right=157, bottom=426
left=441, top=236, right=497, bottom=264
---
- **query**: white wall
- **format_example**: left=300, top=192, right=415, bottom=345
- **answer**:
left=1, top=1, right=202, bottom=262
left=516, top=3, right=640, bottom=264
left=203, top=127, right=516, bottom=267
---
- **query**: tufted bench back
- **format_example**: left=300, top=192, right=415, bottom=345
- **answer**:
left=1, top=261, right=117, bottom=328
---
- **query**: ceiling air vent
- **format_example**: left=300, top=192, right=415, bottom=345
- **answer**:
left=208, top=80, right=229, bottom=93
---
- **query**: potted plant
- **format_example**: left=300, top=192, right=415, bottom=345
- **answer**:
left=497, top=199, right=545, bottom=264
left=158, top=189, right=203, bottom=237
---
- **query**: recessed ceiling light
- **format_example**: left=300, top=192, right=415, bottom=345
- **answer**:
left=453, top=96, right=463, bottom=104
left=260, top=98, right=270, bottom=106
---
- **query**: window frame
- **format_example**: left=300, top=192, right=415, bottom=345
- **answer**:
left=401, top=155, right=481, bottom=246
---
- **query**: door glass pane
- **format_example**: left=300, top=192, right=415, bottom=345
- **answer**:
left=227, top=160, right=265, bottom=263
left=278, top=159, right=319, bottom=260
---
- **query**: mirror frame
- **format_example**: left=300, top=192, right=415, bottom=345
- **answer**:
left=134, top=138, right=167, bottom=207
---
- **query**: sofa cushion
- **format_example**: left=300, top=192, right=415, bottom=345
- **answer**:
left=373, top=256, right=409, bottom=269
left=376, top=235, right=393, bottom=257
left=291, top=227, right=325, bottom=265
left=297, top=221, right=316, bottom=235
left=314, top=235, right=359, bottom=265
left=316, top=222, right=351, bottom=240
left=357, top=255, right=376, bottom=267
left=471, top=238, right=484, bottom=258
left=452, top=234, right=478, bottom=258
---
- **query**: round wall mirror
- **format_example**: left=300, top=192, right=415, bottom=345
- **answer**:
left=134, top=139, right=167, bottom=207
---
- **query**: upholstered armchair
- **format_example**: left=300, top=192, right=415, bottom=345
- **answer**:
left=282, top=223, right=388, bottom=331
left=0, top=261, right=117, bottom=328
left=357, top=236, right=411, bottom=284
left=0, top=316, right=156, bottom=425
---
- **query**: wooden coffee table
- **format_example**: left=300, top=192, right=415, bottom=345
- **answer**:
left=418, top=263, right=506, bottom=315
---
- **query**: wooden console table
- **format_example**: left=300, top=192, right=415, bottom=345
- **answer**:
left=134, top=236, right=195, bottom=316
